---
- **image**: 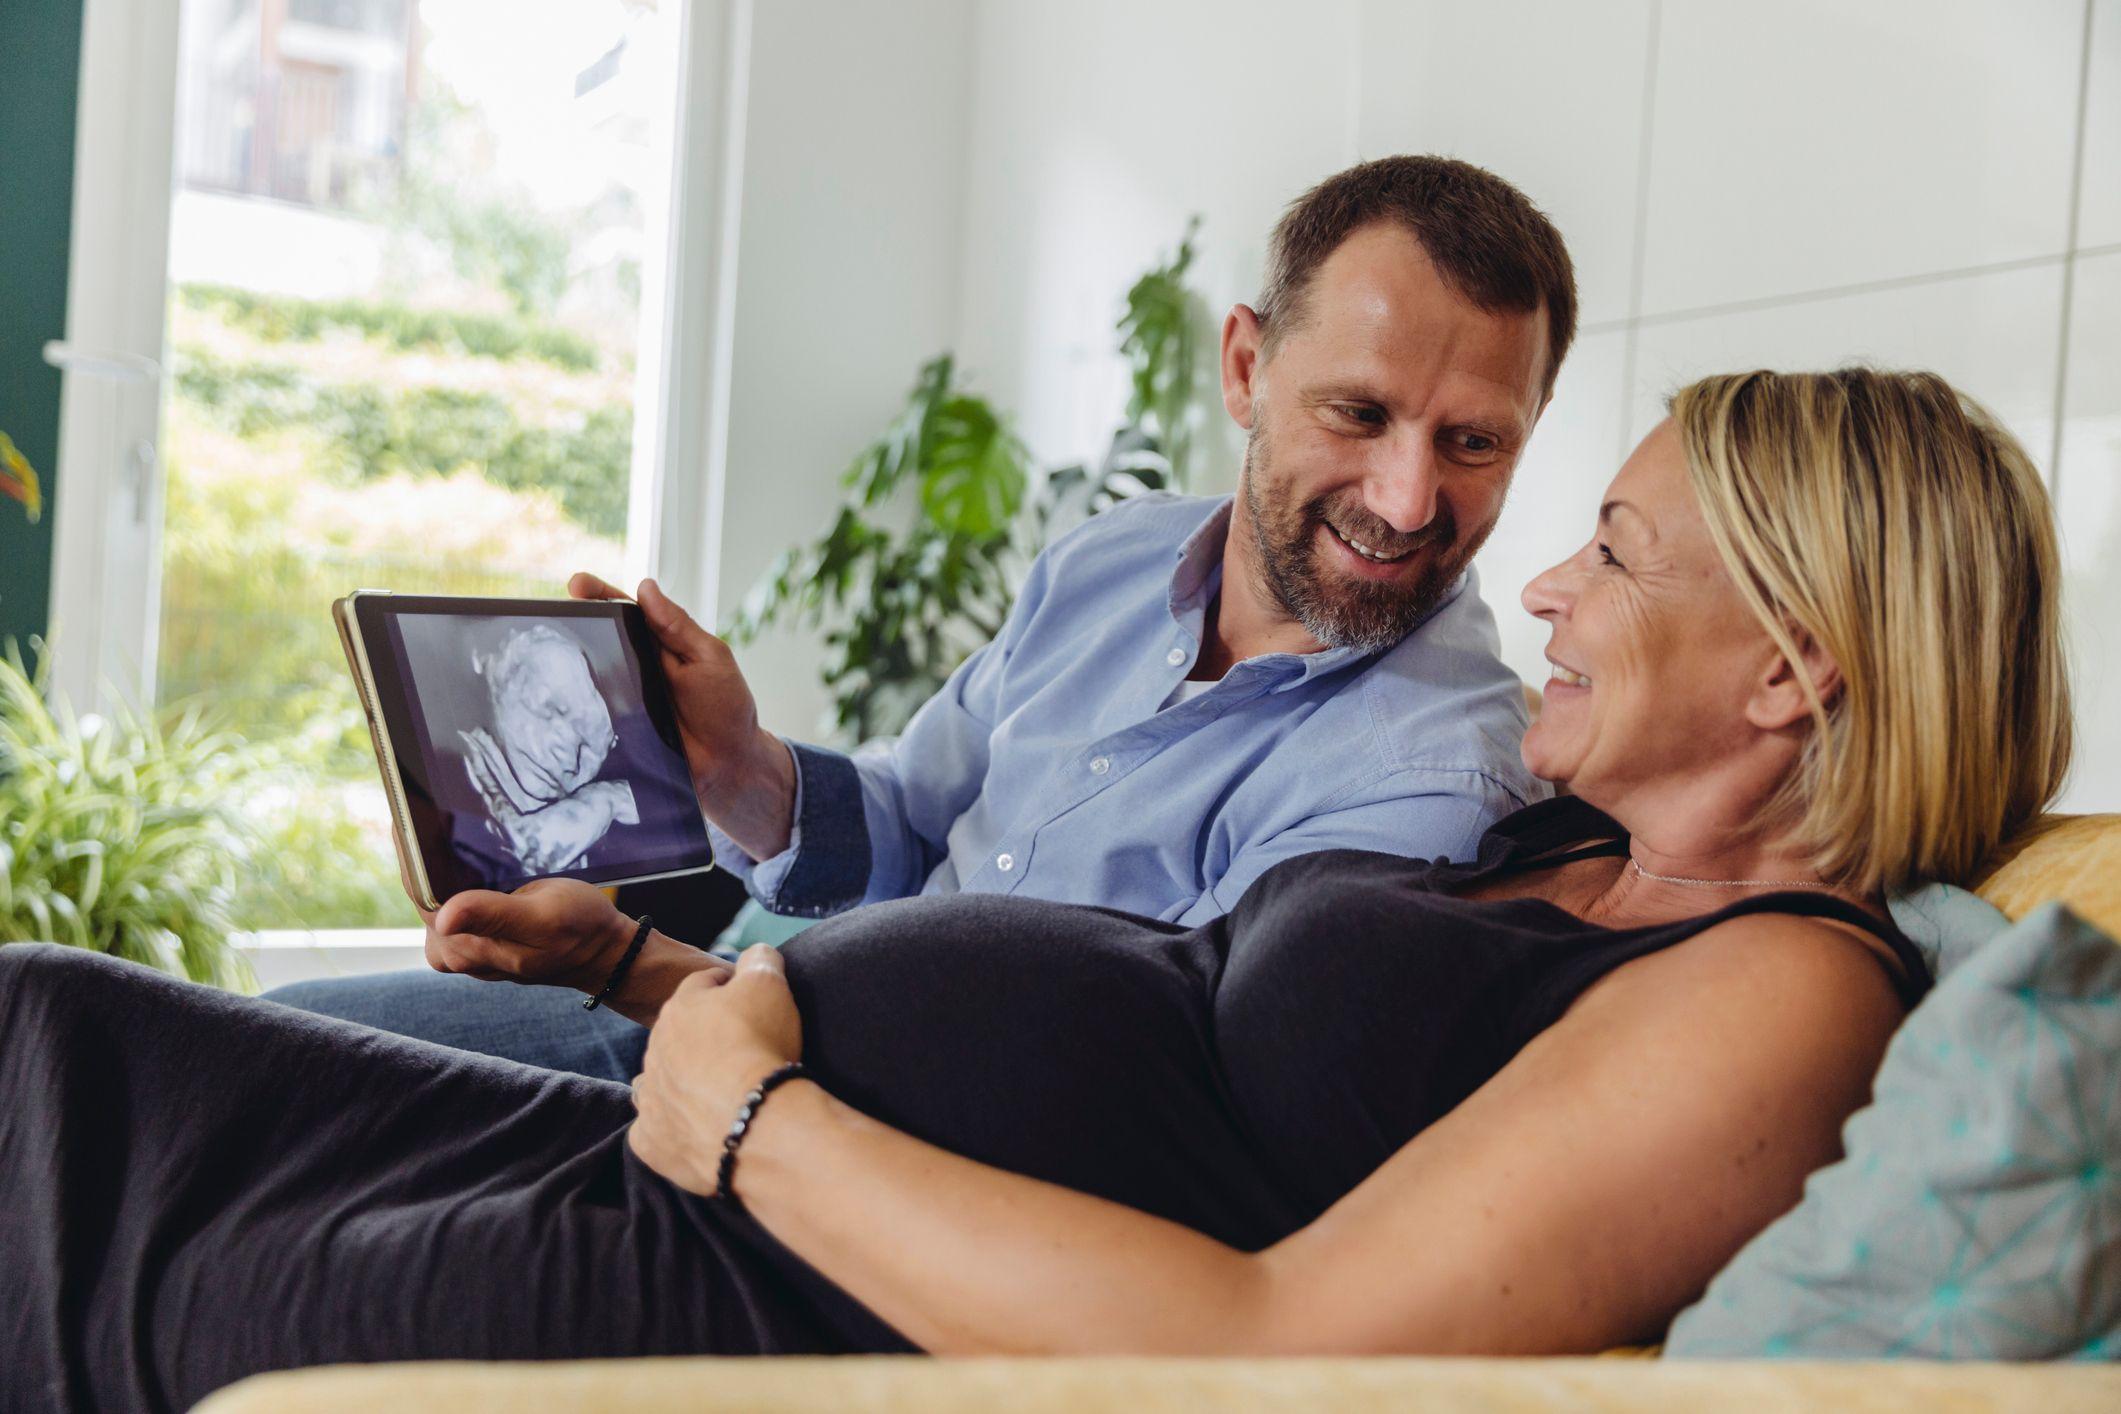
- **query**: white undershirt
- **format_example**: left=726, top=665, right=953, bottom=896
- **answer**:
left=1158, top=676, right=1217, bottom=711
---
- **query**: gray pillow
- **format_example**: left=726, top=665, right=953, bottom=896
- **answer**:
left=1888, top=880, right=2010, bottom=979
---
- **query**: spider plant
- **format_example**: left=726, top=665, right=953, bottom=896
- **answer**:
left=0, top=639, right=257, bottom=988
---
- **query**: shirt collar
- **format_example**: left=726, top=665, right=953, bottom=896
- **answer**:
left=1167, top=496, right=1233, bottom=618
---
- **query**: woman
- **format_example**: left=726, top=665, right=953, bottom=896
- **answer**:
left=0, top=369, right=2071, bottom=1410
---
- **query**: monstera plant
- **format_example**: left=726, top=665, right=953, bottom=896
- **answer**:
left=731, top=221, right=1212, bottom=742
left=726, top=352, right=1032, bottom=743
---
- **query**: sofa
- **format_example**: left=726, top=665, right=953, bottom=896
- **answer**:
left=196, top=812, right=2121, bottom=1412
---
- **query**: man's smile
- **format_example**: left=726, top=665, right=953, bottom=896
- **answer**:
left=1324, top=519, right=1420, bottom=563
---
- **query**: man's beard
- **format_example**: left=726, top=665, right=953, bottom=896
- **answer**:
left=1239, top=421, right=1481, bottom=653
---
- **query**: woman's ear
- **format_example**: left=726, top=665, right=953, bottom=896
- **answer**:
left=1745, top=624, right=1841, bottom=732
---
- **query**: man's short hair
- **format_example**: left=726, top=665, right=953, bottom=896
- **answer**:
left=1257, top=155, right=1578, bottom=398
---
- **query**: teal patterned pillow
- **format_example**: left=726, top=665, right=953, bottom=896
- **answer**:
left=1666, top=902, right=2121, bottom=1360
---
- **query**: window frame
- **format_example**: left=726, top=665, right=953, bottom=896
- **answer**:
left=49, top=0, right=746, bottom=953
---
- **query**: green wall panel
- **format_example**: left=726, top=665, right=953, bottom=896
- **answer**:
left=0, top=0, right=84, bottom=651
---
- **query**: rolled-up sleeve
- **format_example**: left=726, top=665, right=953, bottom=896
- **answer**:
left=708, top=552, right=1049, bottom=916
left=707, top=741, right=872, bottom=917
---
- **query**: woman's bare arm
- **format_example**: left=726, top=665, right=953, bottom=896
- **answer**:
left=726, top=913, right=1905, bottom=1355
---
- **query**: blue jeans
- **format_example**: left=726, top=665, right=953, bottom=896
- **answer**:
left=263, top=970, right=650, bottom=1082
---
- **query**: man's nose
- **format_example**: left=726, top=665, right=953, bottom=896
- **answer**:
left=1363, top=441, right=1441, bottom=537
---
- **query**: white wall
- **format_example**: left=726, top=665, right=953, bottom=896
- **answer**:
left=705, top=0, right=977, bottom=737
left=953, top=0, right=1362, bottom=487
left=929, top=0, right=2120, bottom=811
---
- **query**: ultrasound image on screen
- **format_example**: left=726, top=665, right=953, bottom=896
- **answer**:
left=387, top=612, right=707, bottom=892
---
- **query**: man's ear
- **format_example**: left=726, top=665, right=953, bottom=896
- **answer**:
left=1221, top=304, right=1265, bottom=431
left=1745, top=625, right=1841, bottom=732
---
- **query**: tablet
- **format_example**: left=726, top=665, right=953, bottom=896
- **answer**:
left=333, top=590, right=714, bottom=911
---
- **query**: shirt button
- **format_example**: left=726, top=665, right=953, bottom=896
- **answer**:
left=1089, top=756, right=1110, bottom=775
left=1166, top=647, right=1186, bottom=666
left=996, top=853, right=1015, bottom=872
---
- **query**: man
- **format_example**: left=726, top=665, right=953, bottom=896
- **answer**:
left=269, top=154, right=1577, bottom=1077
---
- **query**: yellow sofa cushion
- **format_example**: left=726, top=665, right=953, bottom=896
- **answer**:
left=194, top=1354, right=2121, bottom=1413
left=1972, top=813, right=2121, bottom=938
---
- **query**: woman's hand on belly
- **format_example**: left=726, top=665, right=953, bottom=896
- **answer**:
left=629, top=944, right=803, bottom=1197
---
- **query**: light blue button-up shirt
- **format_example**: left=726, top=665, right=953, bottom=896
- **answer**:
left=710, top=493, right=1546, bottom=925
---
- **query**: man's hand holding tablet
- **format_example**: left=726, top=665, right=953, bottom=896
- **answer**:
left=421, top=876, right=733, bottom=1028
left=565, top=573, right=800, bottom=865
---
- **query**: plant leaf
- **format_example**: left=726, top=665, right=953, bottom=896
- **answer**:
left=921, top=397, right=1026, bottom=538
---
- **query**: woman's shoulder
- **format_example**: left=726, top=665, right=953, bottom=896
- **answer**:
left=1613, top=905, right=1924, bottom=1022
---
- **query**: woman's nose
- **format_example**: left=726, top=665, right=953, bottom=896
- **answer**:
left=1521, top=555, right=1577, bottom=621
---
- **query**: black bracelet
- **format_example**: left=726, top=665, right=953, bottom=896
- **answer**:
left=714, top=1061, right=807, bottom=1204
left=582, top=913, right=654, bottom=1012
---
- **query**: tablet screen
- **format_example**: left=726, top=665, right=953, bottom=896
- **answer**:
left=364, top=598, right=712, bottom=901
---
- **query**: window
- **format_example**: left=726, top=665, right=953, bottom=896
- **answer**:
left=153, top=0, right=680, bottom=932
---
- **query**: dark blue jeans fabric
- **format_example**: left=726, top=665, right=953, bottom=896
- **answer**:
left=263, top=968, right=650, bottom=1081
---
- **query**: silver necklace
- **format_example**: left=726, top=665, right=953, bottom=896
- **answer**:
left=1628, top=858, right=1832, bottom=890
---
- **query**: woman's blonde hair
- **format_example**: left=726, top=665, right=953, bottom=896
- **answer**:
left=1669, top=368, right=2072, bottom=891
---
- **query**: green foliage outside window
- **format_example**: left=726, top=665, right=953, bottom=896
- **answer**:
left=174, top=346, right=633, bottom=538
left=175, top=283, right=601, bottom=371
left=398, top=174, right=579, bottom=320
left=152, top=281, right=635, bottom=931
left=389, top=84, right=585, bottom=322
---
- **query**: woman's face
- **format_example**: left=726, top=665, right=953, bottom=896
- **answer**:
left=1518, top=419, right=1778, bottom=801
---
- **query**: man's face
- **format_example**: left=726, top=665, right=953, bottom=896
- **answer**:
left=1232, top=222, right=1550, bottom=651
left=487, top=629, right=616, bottom=801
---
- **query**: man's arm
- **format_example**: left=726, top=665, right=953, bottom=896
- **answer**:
left=569, top=570, right=1021, bottom=918
left=568, top=574, right=803, bottom=859
left=1173, top=767, right=1532, bottom=925
left=707, top=623, right=1019, bottom=914
left=700, top=541, right=1066, bottom=915
left=572, top=507, right=1089, bottom=914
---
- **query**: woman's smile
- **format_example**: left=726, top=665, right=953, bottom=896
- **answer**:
left=1544, top=654, right=1591, bottom=692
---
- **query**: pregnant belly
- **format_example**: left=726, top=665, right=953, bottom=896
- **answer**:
left=779, top=893, right=1304, bottom=1250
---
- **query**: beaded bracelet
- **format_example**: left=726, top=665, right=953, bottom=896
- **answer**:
left=582, top=913, right=654, bottom=1012
left=714, top=1061, right=807, bottom=1203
